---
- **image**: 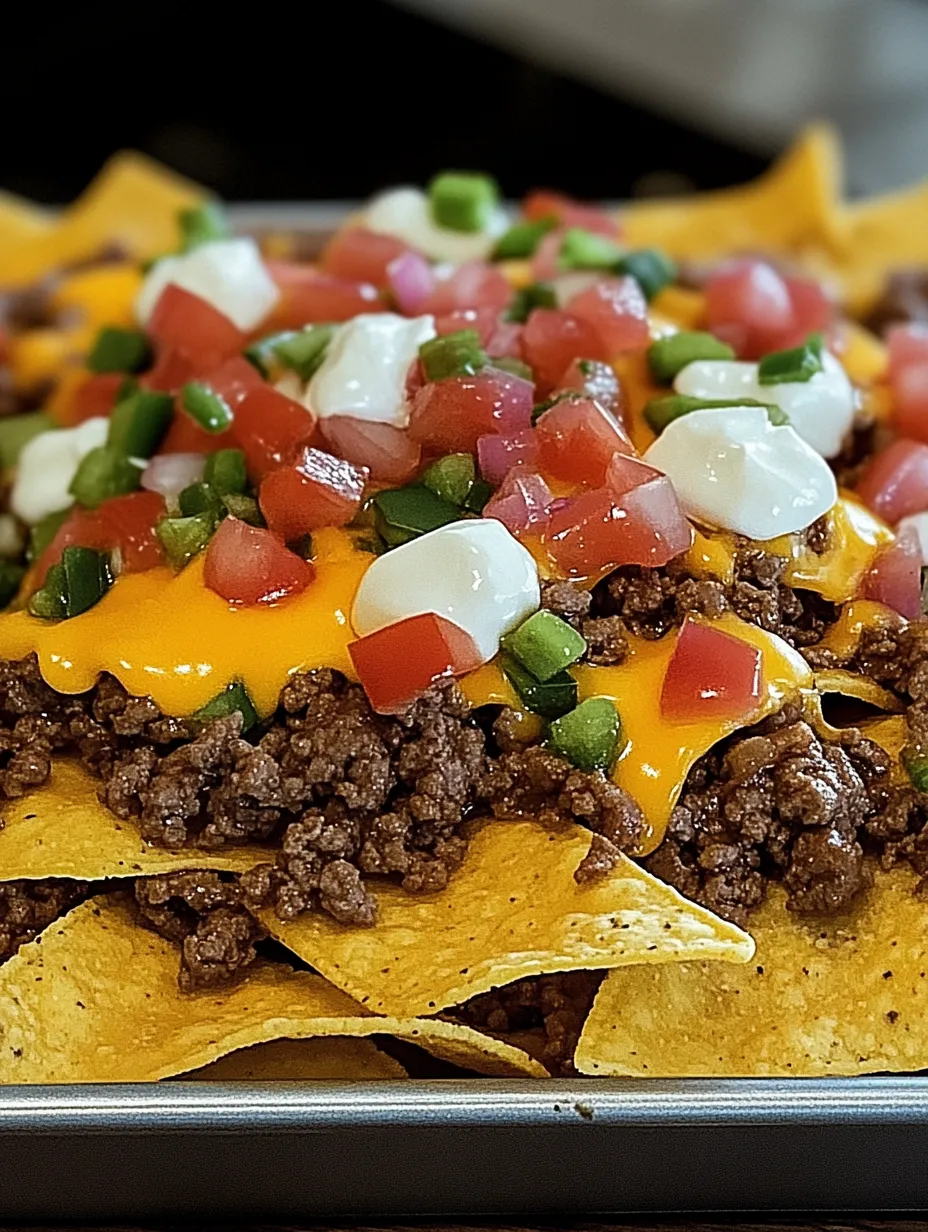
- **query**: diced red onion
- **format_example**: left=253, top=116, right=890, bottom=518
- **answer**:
left=484, top=470, right=553, bottom=535
left=387, top=250, right=436, bottom=316
left=141, top=452, right=205, bottom=498
left=476, top=429, right=539, bottom=485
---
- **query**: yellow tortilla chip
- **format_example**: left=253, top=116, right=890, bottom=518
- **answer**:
left=0, top=192, right=53, bottom=266
left=622, top=125, right=843, bottom=261
left=0, top=896, right=546, bottom=1082
left=835, top=181, right=928, bottom=316
left=0, top=761, right=276, bottom=879
left=181, top=1037, right=407, bottom=1081
left=814, top=669, right=904, bottom=714
left=2, top=152, right=204, bottom=287
left=576, top=867, right=928, bottom=1078
left=259, top=819, right=753, bottom=1018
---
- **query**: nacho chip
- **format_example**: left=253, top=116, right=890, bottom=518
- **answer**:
left=0, top=191, right=53, bottom=264
left=834, top=181, right=928, bottom=316
left=258, top=819, right=753, bottom=1018
left=0, top=896, right=546, bottom=1081
left=0, top=761, right=276, bottom=879
left=181, top=1037, right=407, bottom=1081
left=813, top=669, right=903, bottom=714
left=575, top=866, right=928, bottom=1078
left=622, top=125, right=843, bottom=261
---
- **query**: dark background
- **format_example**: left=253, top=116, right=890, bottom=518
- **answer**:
left=1, top=0, right=767, bottom=204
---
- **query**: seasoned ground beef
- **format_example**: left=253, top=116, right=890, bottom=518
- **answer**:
left=454, top=971, right=603, bottom=1075
left=0, top=878, right=87, bottom=963
left=134, top=872, right=265, bottom=991
left=645, top=711, right=893, bottom=924
left=866, top=268, right=928, bottom=335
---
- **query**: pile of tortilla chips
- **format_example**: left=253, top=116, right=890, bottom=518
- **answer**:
left=2, top=129, right=928, bottom=1082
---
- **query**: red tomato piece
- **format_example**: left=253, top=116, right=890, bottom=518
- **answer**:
left=160, top=411, right=237, bottom=455
left=349, top=613, right=481, bottom=714
left=265, top=263, right=382, bottom=328
left=893, top=362, right=928, bottom=442
left=58, top=372, right=124, bottom=425
left=38, top=491, right=166, bottom=582
left=259, top=445, right=366, bottom=540
left=783, top=274, right=832, bottom=345
left=888, top=323, right=928, bottom=379
left=558, top=357, right=623, bottom=417
left=319, top=416, right=421, bottom=484
left=530, top=228, right=566, bottom=282
left=566, top=276, right=649, bottom=356
left=522, top=191, right=618, bottom=236
left=705, top=260, right=794, bottom=359
left=424, top=261, right=512, bottom=316
left=143, top=348, right=197, bottom=395
left=660, top=617, right=762, bottom=723
left=855, top=439, right=928, bottom=524
left=434, top=306, right=499, bottom=344
left=860, top=525, right=922, bottom=620
left=204, top=518, right=315, bottom=605
left=408, top=370, right=533, bottom=453
left=521, top=308, right=608, bottom=394
left=147, top=285, right=245, bottom=371
left=231, top=384, right=315, bottom=478
left=320, top=228, right=408, bottom=286
left=534, top=395, right=634, bottom=486
left=200, top=355, right=263, bottom=407
left=546, top=464, right=692, bottom=577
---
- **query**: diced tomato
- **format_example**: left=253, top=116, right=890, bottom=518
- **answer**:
left=259, top=445, right=366, bottom=540
left=521, top=308, right=608, bottom=393
left=408, top=370, right=533, bottom=453
left=160, top=410, right=237, bottom=455
left=320, top=228, right=408, bottom=286
left=660, top=617, right=762, bottom=723
left=534, top=395, right=633, bottom=486
left=60, top=372, right=125, bottom=424
left=199, top=355, right=263, bottom=407
left=231, top=383, right=315, bottom=478
left=484, top=469, right=553, bottom=535
left=38, top=491, right=166, bottom=583
left=855, top=439, right=928, bottom=524
left=265, top=263, right=382, bottom=329
left=530, top=228, right=566, bottom=282
left=893, top=362, right=928, bottom=442
left=434, top=306, right=499, bottom=344
left=143, top=348, right=197, bottom=394
left=204, top=518, right=315, bottom=605
left=861, top=525, right=922, bottom=620
left=784, top=274, right=832, bottom=344
left=424, top=261, right=512, bottom=316
left=888, top=323, right=928, bottom=379
left=158, top=356, right=263, bottom=454
left=349, top=613, right=481, bottom=714
left=546, top=459, right=692, bottom=576
left=147, top=285, right=245, bottom=371
left=558, top=357, right=623, bottom=418
left=319, top=416, right=421, bottom=484
left=484, top=317, right=523, bottom=360
left=705, top=260, right=794, bottom=360
left=522, top=190, right=619, bottom=237
left=566, top=276, right=649, bottom=356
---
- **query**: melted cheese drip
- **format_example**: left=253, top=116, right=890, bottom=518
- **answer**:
left=813, top=598, right=903, bottom=659
left=0, top=528, right=369, bottom=717
left=463, top=611, right=812, bottom=855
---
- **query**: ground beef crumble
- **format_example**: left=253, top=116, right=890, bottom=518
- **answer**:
left=0, top=878, right=87, bottom=963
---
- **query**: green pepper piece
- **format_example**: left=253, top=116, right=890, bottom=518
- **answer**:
left=462, top=478, right=494, bottom=514
left=420, top=453, right=475, bottom=507
left=181, top=382, right=234, bottom=434
left=220, top=493, right=263, bottom=525
left=644, top=394, right=787, bottom=435
left=62, top=546, right=112, bottom=618
left=371, top=486, right=460, bottom=547
left=758, top=333, right=825, bottom=385
left=903, top=746, right=928, bottom=793
left=273, top=324, right=336, bottom=381
left=191, top=681, right=259, bottom=733
left=178, top=482, right=223, bottom=520
left=614, top=248, right=677, bottom=301
left=69, top=447, right=143, bottom=508
left=107, top=389, right=174, bottom=458
left=87, top=326, right=152, bottom=375
left=179, top=202, right=230, bottom=252
left=29, top=562, right=67, bottom=620
left=499, top=653, right=578, bottom=720
left=428, top=171, right=500, bottom=233
left=502, top=610, right=587, bottom=682
left=558, top=227, right=624, bottom=271
left=0, top=411, right=53, bottom=470
left=203, top=448, right=247, bottom=496
left=244, top=330, right=296, bottom=378
left=492, top=216, right=557, bottom=260
left=546, top=696, right=621, bottom=772
left=647, top=331, right=736, bottom=383
left=507, top=281, right=558, bottom=324
left=419, top=329, right=487, bottom=382
left=156, top=513, right=215, bottom=568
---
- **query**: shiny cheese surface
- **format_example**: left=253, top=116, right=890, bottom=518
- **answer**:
left=0, top=528, right=369, bottom=717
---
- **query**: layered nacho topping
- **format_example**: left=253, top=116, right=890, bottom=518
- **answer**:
left=4, top=130, right=928, bottom=1081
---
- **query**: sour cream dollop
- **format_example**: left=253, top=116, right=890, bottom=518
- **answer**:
left=363, top=187, right=508, bottom=266
left=135, top=238, right=279, bottom=333
left=352, top=519, right=540, bottom=662
left=644, top=406, right=838, bottom=540
left=11, top=417, right=109, bottom=526
left=674, top=352, right=855, bottom=460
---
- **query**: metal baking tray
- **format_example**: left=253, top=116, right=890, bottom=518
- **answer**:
left=4, top=202, right=925, bottom=1221
left=3, top=1078, right=928, bottom=1219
